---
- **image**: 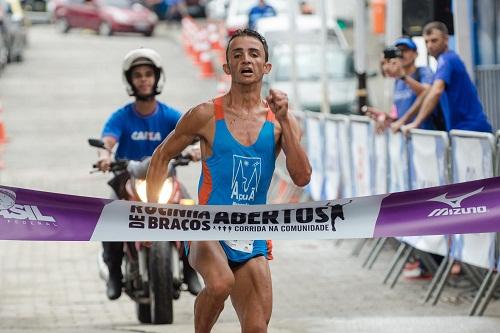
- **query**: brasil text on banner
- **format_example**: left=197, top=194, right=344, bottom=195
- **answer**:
left=0, top=177, right=499, bottom=241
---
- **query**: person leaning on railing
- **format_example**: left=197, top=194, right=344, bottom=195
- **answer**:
left=402, top=21, right=492, bottom=134
left=363, top=36, right=437, bottom=134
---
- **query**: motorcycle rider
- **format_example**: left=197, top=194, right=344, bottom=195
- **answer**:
left=96, top=48, right=201, bottom=300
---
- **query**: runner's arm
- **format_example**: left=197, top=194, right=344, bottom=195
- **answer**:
left=279, top=113, right=312, bottom=187
left=146, top=107, right=206, bottom=203
left=266, top=89, right=311, bottom=187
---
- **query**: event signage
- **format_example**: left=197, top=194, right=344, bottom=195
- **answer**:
left=0, top=177, right=499, bottom=241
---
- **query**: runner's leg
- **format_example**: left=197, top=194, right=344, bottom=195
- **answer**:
left=230, top=256, right=273, bottom=333
left=188, top=241, right=234, bottom=333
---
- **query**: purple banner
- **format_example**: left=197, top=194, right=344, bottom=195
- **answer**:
left=374, top=177, right=500, bottom=237
left=0, top=178, right=499, bottom=241
left=0, top=186, right=110, bottom=241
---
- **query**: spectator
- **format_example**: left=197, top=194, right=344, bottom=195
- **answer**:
left=403, top=21, right=492, bottom=134
left=166, top=0, right=188, bottom=21
left=364, top=37, right=436, bottom=133
left=248, top=0, right=276, bottom=30
left=299, top=1, right=314, bottom=14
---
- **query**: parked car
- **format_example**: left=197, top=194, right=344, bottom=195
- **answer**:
left=0, top=0, right=27, bottom=62
left=54, top=0, right=158, bottom=36
left=264, top=37, right=357, bottom=114
left=225, top=0, right=293, bottom=36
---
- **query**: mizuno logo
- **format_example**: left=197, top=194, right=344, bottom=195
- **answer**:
left=427, top=187, right=484, bottom=208
left=427, top=187, right=487, bottom=217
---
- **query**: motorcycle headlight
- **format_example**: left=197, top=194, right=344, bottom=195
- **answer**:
left=134, top=178, right=173, bottom=204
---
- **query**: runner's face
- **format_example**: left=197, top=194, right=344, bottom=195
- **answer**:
left=224, top=36, right=271, bottom=84
left=131, top=65, right=156, bottom=96
left=425, top=30, right=448, bottom=58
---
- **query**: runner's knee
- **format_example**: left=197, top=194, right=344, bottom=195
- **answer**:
left=205, top=272, right=234, bottom=301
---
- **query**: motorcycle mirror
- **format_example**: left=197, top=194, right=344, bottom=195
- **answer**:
left=88, top=138, right=106, bottom=149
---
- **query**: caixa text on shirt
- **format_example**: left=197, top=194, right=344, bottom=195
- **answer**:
left=128, top=201, right=350, bottom=232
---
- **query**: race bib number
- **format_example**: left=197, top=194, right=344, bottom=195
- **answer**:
left=224, top=240, right=254, bottom=253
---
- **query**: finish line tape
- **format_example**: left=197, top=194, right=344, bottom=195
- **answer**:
left=0, top=177, right=499, bottom=241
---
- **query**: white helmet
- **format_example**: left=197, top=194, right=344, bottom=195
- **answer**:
left=122, top=48, right=165, bottom=97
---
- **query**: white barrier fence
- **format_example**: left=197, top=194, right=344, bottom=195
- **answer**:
left=270, top=111, right=500, bottom=315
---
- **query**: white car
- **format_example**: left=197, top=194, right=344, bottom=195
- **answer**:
left=255, top=14, right=349, bottom=49
left=225, top=0, right=293, bottom=36
left=264, top=37, right=357, bottom=114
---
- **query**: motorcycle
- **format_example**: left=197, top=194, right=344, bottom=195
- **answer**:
left=89, top=138, right=195, bottom=325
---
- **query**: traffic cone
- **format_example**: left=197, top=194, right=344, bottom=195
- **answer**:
left=181, top=17, right=201, bottom=61
left=193, top=32, right=209, bottom=66
left=199, top=51, right=215, bottom=78
left=0, top=102, right=7, bottom=144
left=207, top=24, right=223, bottom=52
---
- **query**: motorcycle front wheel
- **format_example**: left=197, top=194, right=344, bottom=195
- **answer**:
left=149, top=242, right=174, bottom=324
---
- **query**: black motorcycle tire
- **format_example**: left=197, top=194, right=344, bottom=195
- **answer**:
left=136, top=303, right=152, bottom=324
left=149, top=242, right=174, bottom=324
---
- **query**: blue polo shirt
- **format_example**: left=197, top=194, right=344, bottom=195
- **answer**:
left=393, top=66, right=436, bottom=130
left=102, top=102, right=181, bottom=160
left=434, top=50, right=492, bottom=132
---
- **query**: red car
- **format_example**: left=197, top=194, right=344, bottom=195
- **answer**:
left=54, top=0, right=158, bottom=36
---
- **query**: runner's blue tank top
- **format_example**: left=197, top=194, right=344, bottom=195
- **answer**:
left=198, top=97, right=276, bottom=206
left=197, top=96, right=276, bottom=263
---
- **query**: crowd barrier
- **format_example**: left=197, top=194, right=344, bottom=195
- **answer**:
left=269, top=110, right=500, bottom=316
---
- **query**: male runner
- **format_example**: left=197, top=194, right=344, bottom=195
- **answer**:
left=146, top=29, right=311, bottom=332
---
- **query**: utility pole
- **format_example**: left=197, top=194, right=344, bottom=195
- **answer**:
left=288, top=0, right=301, bottom=112
left=354, top=0, right=368, bottom=113
left=319, top=0, right=330, bottom=114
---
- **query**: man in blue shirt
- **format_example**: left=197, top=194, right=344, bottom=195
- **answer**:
left=248, top=0, right=276, bottom=30
left=97, top=48, right=200, bottom=300
left=403, top=21, right=492, bottom=133
left=364, top=37, right=436, bottom=132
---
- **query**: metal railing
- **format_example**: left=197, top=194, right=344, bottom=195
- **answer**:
left=476, top=64, right=500, bottom=131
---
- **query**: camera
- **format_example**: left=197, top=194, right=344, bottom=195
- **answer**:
left=383, top=46, right=402, bottom=59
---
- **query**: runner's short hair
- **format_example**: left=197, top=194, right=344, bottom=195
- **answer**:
left=423, top=21, right=449, bottom=36
left=226, top=29, right=269, bottom=63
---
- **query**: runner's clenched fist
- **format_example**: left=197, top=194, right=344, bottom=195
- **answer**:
left=266, top=89, right=288, bottom=121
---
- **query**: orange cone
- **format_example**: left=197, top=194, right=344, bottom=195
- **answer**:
left=199, top=51, right=215, bottom=78
left=0, top=121, right=8, bottom=144
left=0, top=103, right=7, bottom=144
